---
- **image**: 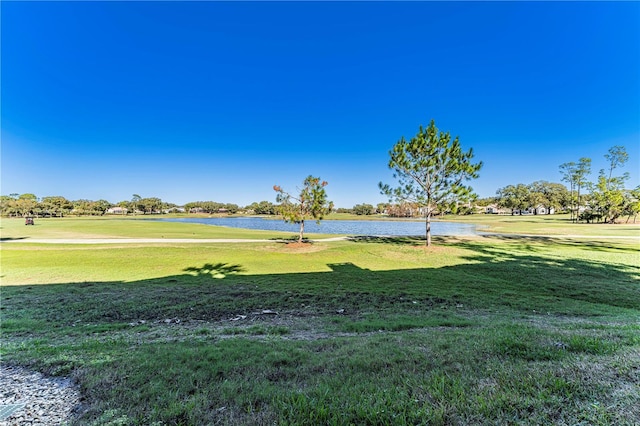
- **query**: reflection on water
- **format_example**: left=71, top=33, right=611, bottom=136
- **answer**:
left=160, top=217, right=479, bottom=236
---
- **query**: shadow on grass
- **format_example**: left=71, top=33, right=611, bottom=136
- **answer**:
left=347, top=235, right=428, bottom=246
left=3, top=244, right=639, bottom=329
left=469, top=234, right=640, bottom=254
left=183, top=263, right=245, bottom=278
left=348, top=234, right=639, bottom=253
left=3, top=245, right=639, bottom=426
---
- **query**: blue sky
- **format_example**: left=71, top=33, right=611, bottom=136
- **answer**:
left=2, top=1, right=639, bottom=208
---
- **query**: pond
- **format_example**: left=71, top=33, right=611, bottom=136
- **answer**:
left=160, top=217, right=480, bottom=237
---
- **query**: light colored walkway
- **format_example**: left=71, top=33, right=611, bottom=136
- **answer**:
left=1, top=234, right=638, bottom=244
left=0, top=237, right=350, bottom=244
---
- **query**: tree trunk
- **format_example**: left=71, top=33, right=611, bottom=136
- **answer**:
left=576, top=187, right=581, bottom=223
left=425, top=212, right=431, bottom=247
left=298, top=220, right=305, bottom=243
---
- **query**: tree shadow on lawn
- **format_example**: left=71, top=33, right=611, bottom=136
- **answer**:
left=349, top=234, right=639, bottom=254
left=182, top=262, right=245, bottom=278
left=463, top=234, right=640, bottom=254
left=3, top=246, right=639, bottom=329
left=347, top=235, right=429, bottom=246
left=3, top=249, right=639, bottom=426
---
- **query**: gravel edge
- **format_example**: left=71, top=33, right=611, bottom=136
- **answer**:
left=0, top=365, right=81, bottom=426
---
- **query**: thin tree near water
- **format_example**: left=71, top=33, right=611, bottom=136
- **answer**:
left=559, top=158, right=591, bottom=222
left=274, top=176, right=334, bottom=243
left=379, top=119, right=482, bottom=247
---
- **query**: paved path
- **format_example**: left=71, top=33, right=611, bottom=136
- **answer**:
left=1, top=234, right=638, bottom=244
left=0, top=237, right=350, bottom=244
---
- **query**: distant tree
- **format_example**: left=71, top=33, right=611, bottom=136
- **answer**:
left=622, top=186, right=640, bottom=223
left=131, top=194, right=143, bottom=215
left=41, top=196, right=73, bottom=217
left=0, top=196, right=12, bottom=216
left=335, top=207, right=353, bottom=214
left=140, top=197, right=162, bottom=214
left=246, top=201, right=277, bottom=215
left=14, top=193, right=39, bottom=217
left=590, top=175, right=625, bottom=223
left=386, top=202, right=419, bottom=218
left=575, top=158, right=592, bottom=215
left=224, top=203, right=239, bottom=214
left=496, top=184, right=530, bottom=215
left=379, top=120, right=482, bottom=246
left=72, top=199, right=90, bottom=215
left=475, top=197, right=497, bottom=207
left=560, top=158, right=592, bottom=222
left=71, top=199, right=109, bottom=216
left=274, top=176, right=334, bottom=243
left=353, top=203, right=374, bottom=215
left=525, top=183, right=548, bottom=215
left=376, top=203, right=389, bottom=214
left=589, top=146, right=630, bottom=223
left=202, top=201, right=220, bottom=213
left=559, top=162, right=578, bottom=221
left=528, top=181, right=569, bottom=214
left=115, top=200, right=131, bottom=214
left=0, top=195, right=23, bottom=217
left=186, top=202, right=199, bottom=213
left=604, top=146, right=628, bottom=190
left=162, top=202, right=181, bottom=214
left=94, top=200, right=112, bottom=215
left=184, top=201, right=230, bottom=214
left=19, top=193, right=38, bottom=201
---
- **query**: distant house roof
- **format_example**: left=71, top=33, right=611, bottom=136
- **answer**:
left=107, top=206, right=128, bottom=213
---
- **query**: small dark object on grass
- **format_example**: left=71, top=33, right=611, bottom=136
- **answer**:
left=25, top=217, right=34, bottom=225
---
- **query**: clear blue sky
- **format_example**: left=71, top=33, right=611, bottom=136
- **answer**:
left=2, top=1, right=639, bottom=208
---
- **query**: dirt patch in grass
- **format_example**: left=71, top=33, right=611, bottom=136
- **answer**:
left=280, top=242, right=327, bottom=253
left=247, top=241, right=331, bottom=253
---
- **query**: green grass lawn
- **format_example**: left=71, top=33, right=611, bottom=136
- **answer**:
left=441, top=213, right=640, bottom=237
left=1, top=217, right=639, bottom=425
left=0, top=215, right=337, bottom=241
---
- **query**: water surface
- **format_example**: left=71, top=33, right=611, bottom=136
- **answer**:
left=161, top=217, right=479, bottom=236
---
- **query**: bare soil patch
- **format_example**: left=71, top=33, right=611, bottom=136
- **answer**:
left=281, top=242, right=326, bottom=253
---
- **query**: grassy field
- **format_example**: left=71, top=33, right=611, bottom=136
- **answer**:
left=0, top=216, right=327, bottom=241
left=1, top=216, right=639, bottom=425
left=442, top=213, right=640, bottom=237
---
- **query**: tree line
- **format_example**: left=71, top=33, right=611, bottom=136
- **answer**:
left=0, top=194, right=170, bottom=218
left=0, top=194, right=478, bottom=220
left=0, top=193, right=241, bottom=218
left=494, top=146, right=639, bottom=223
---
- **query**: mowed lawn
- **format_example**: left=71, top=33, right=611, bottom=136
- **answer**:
left=1, top=216, right=639, bottom=425
left=0, top=216, right=315, bottom=241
